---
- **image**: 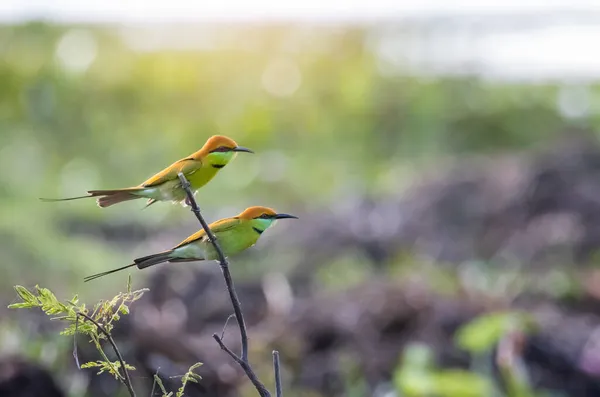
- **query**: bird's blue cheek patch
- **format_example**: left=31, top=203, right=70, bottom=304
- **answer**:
left=253, top=218, right=274, bottom=231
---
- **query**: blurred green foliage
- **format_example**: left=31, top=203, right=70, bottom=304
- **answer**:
left=455, top=312, right=535, bottom=355
left=0, top=21, right=589, bottom=397
left=394, top=311, right=541, bottom=397
left=0, top=22, right=576, bottom=295
left=394, top=342, right=494, bottom=397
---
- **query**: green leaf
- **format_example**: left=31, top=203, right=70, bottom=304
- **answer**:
left=8, top=302, right=36, bottom=309
left=455, top=312, right=535, bottom=354
left=431, top=369, right=493, bottom=397
left=81, top=361, right=103, bottom=369
left=49, top=315, right=70, bottom=321
left=81, top=360, right=136, bottom=378
left=14, top=286, right=38, bottom=305
left=393, top=343, right=435, bottom=396
left=68, top=295, right=79, bottom=306
left=153, top=374, right=173, bottom=397
left=395, top=368, right=435, bottom=396
left=36, top=286, right=57, bottom=304
left=188, top=362, right=203, bottom=371
left=34, top=286, right=70, bottom=315
left=61, top=322, right=92, bottom=336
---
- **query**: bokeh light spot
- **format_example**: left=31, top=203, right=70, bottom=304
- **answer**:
left=261, top=57, right=302, bottom=98
left=557, top=84, right=591, bottom=119
left=55, top=29, right=97, bottom=74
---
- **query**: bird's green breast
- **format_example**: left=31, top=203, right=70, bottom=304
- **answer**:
left=187, top=151, right=236, bottom=190
left=186, top=165, right=221, bottom=190
left=203, top=222, right=263, bottom=260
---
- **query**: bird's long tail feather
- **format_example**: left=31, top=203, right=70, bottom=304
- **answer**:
left=133, top=250, right=174, bottom=270
left=83, top=263, right=137, bottom=282
left=83, top=250, right=174, bottom=282
left=39, top=195, right=96, bottom=202
left=40, top=187, right=143, bottom=208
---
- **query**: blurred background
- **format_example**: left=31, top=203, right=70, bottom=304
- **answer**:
left=3, top=0, right=600, bottom=396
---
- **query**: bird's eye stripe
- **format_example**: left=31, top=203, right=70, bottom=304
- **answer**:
left=210, top=146, right=231, bottom=153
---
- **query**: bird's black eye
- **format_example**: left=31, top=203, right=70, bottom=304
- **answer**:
left=256, top=213, right=271, bottom=219
left=211, top=146, right=232, bottom=153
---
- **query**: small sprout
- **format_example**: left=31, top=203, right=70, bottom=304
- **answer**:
left=7, top=301, right=37, bottom=309
left=68, top=294, right=79, bottom=306
left=176, top=362, right=204, bottom=397
left=154, top=374, right=173, bottom=397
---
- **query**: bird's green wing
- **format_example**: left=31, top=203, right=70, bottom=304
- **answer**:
left=173, top=217, right=241, bottom=249
left=141, top=157, right=202, bottom=187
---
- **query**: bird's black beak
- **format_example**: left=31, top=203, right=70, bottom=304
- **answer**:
left=274, top=213, right=298, bottom=220
left=233, top=146, right=254, bottom=153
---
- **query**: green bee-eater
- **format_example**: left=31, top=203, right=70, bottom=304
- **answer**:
left=83, top=206, right=298, bottom=282
left=40, top=135, right=253, bottom=208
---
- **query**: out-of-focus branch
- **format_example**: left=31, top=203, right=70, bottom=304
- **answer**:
left=177, top=173, right=277, bottom=397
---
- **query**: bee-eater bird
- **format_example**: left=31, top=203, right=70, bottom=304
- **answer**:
left=40, top=135, right=253, bottom=208
left=83, top=206, right=298, bottom=282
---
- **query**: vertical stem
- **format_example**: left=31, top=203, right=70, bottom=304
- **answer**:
left=273, top=351, right=282, bottom=397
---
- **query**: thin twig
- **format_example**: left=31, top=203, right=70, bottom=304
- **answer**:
left=73, top=314, right=81, bottom=369
left=77, top=313, right=137, bottom=397
left=150, top=367, right=161, bottom=397
left=220, top=314, right=236, bottom=341
left=212, top=334, right=271, bottom=397
left=273, top=351, right=282, bottom=397
left=177, top=173, right=272, bottom=397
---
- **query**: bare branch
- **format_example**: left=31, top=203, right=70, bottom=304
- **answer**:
left=212, top=334, right=271, bottom=397
left=77, top=312, right=136, bottom=397
left=177, top=173, right=272, bottom=397
left=273, top=351, right=282, bottom=397
left=177, top=173, right=249, bottom=362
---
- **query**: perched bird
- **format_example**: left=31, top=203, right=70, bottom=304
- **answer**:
left=83, top=206, right=298, bottom=282
left=40, top=135, right=253, bottom=208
